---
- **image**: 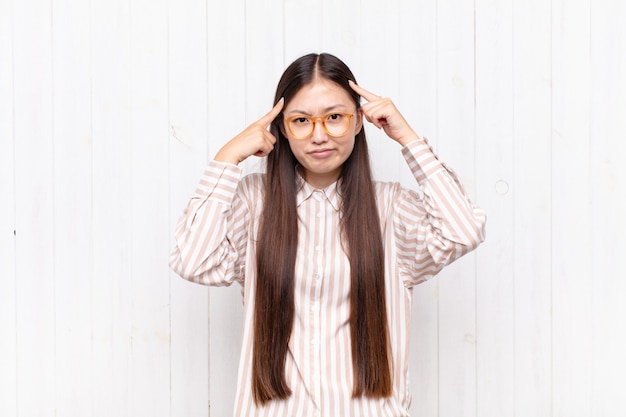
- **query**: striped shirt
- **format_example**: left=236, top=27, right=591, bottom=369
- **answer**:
left=169, top=139, right=486, bottom=417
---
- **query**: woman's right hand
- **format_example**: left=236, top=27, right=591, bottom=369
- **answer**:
left=214, top=98, right=284, bottom=165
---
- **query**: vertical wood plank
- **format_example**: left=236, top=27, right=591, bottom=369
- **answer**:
left=168, top=0, right=210, bottom=415
left=435, top=0, right=477, bottom=416
left=474, top=0, right=515, bottom=416
left=12, top=0, right=56, bottom=415
left=397, top=0, right=438, bottom=152
left=551, top=0, right=593, bottom=415
left=511, top=0, right=553, bottom=416
left=91, top=0, right=133, bottom=414
left=128, top=0, right=171, bottom=415
left=207, top=0, right=246, bottom=161
left=399, top=0, right=440, bottom=414
left=242, top=0, right=284, bottom=175
left=357, top=0, right=402, bottom=183
left=52, top=0, right=94, bottom=415
left=590, top=0, right=626, bottom=415
left=207, top=1, right=247, bottom=415
left=283, top=0, right=322, bottom=60
left=320, top=0, right=360, bottom=66
left=0, top=0, right=17, bottom=415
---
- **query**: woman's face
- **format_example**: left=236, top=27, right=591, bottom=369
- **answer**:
left=282, top=78, right=362, bottom=188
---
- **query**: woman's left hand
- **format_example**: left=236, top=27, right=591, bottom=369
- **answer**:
left=349, top=80, right=420, bottom=147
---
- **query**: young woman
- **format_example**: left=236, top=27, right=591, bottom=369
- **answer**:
left=169, top=53, right=486, bottom=417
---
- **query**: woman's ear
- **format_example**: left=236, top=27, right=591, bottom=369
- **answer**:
left=355, top=108, right=364, bottom=134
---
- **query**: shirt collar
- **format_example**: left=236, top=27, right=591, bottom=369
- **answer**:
left=295, top=170, right=342, bottom=211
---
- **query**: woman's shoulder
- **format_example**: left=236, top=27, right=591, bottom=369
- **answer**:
left=373, top=179, right=423, bottom=215
left=236, top=172, right=266, bottom=207
left=240, top=171, right=264, bottom=185
left=374, top=180, right=402, bottom=199
left=374, top=179, right=421, bottom=197
left=239, top=172, right=265, bottom=193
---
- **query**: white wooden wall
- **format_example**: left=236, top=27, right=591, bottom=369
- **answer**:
left=1, top=0, right=625, bottom=416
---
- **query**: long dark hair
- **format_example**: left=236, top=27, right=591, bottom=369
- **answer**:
left=252, top=53, right=391, bottom=404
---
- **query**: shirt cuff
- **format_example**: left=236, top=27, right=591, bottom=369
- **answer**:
left=193, top=160, right=243, bottom=205
left=401, top=138, right=446, bottom=184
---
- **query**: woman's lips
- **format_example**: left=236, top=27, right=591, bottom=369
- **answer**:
left=308, top=149, right=334, bottom=159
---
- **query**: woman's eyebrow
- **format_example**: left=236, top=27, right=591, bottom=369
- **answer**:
left=287, top=104, right=349, bottom=115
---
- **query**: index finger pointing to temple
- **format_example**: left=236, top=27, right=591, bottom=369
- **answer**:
left=259, top=97, right=285, bottom=128
left=348, top=80, right=380, bottom=103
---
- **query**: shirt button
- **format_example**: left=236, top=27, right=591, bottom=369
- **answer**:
left=315, top=245, right=322, bottom=252
left=311, top=339, right=318, bottom=345
left=315, top=273, right=322, bottom=280
left=316, top=212, right=322, bottom=218
left=311, top=304, right=319, bottom=312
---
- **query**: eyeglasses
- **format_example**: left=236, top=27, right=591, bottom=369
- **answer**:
left=284, top=112, right=356, bottom=140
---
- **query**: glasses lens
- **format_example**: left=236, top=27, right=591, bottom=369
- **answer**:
left=289, top=117, right=312, bottom=139
left=324, top=113, right=350, bottom=136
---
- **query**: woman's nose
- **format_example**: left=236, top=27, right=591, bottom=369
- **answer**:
left=310, top=121, right=328, bottom=143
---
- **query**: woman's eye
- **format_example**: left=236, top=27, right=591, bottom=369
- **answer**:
left=327, top=114, right=343, bottom=122
left=294, top=117, right=310, bottom=124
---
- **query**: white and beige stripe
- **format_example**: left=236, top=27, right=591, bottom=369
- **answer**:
left=169, top=139, right=486, bottom=417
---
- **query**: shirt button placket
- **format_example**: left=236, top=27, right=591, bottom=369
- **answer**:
left=312, top=191, right=324, bottom=404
